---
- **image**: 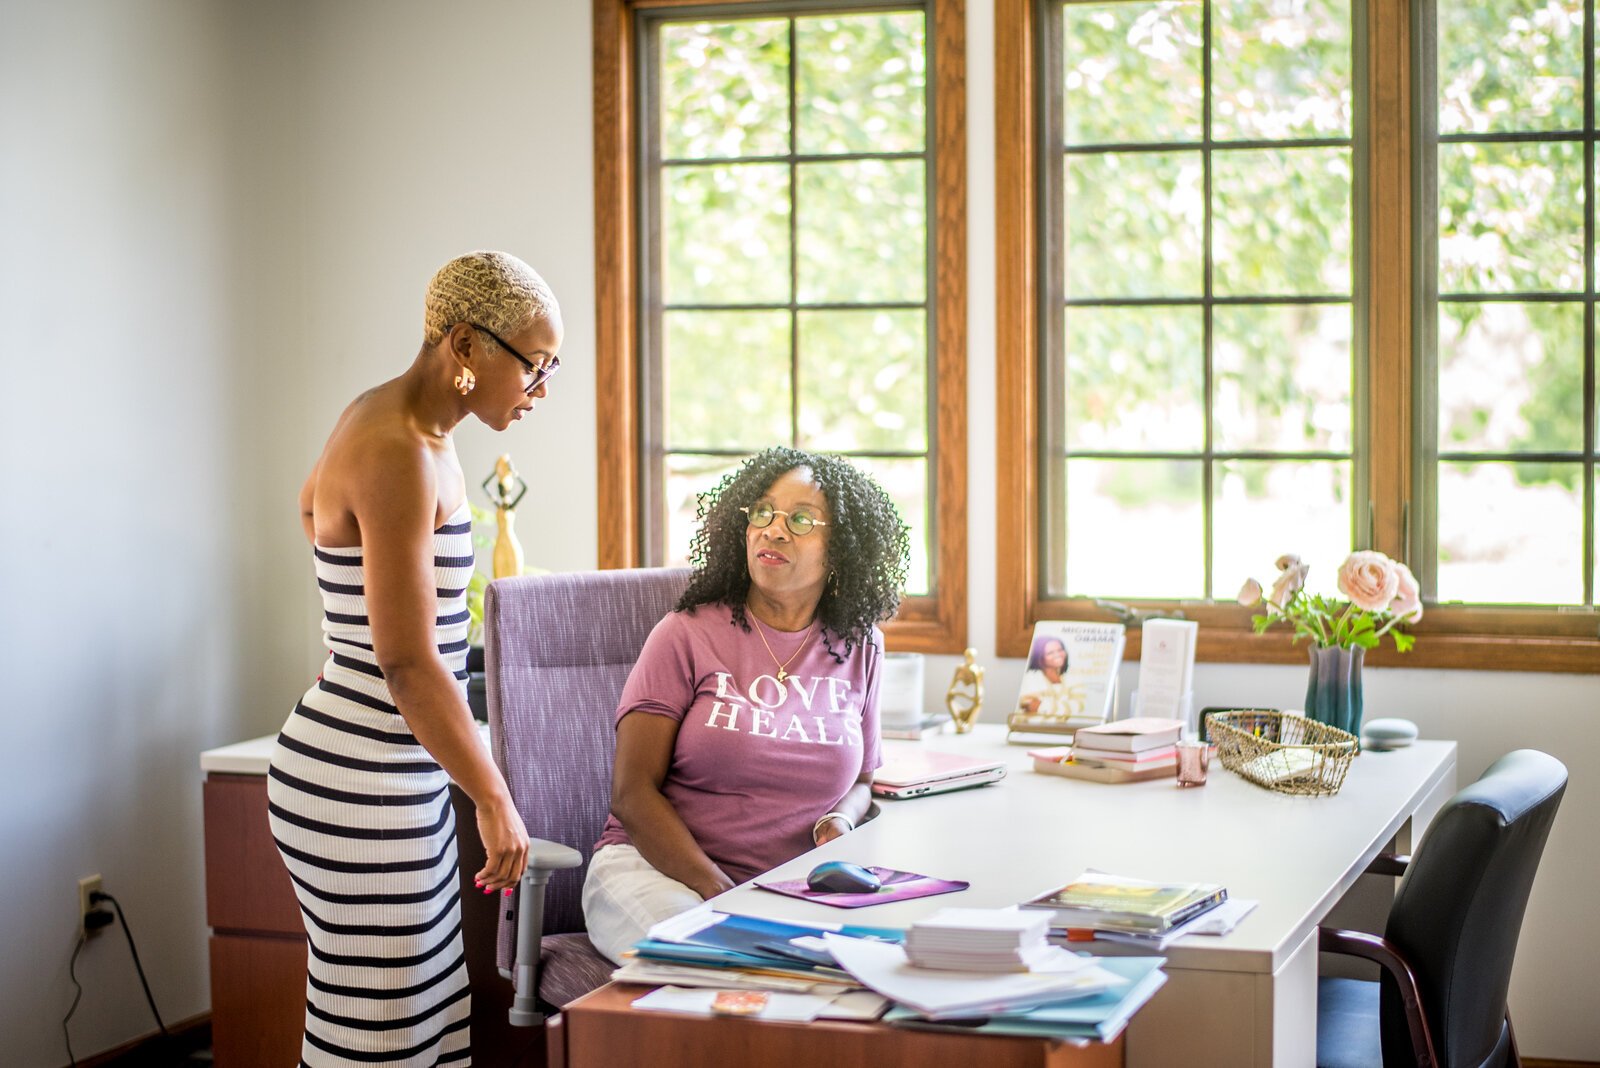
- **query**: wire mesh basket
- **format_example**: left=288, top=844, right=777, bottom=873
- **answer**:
left=1205, top=710, right=1358, bottom=797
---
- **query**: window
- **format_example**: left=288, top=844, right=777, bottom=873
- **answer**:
left=998, top=0, right=1600, bottom=670
left=1424, top=0, right=1597, bottom=611
left=596, top=0, right=968, bottom=652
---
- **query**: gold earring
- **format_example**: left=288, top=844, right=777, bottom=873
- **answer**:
left=455, top=367, right=476, bottom=395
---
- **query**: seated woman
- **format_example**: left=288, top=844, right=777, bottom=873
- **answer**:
left=583, top=446, right=910, bottom=963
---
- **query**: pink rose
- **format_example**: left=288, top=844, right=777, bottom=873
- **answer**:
left=1237, top=578, right=1263, bottom=606
left=1269, top=558, right=1309, bottom=608
left=1337, top=551, right=1400, bottom=612
left=1390, top=562, right=1422, bottom=623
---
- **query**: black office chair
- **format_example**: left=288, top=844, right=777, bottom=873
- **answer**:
left=1316, top=749, right=1567, bottom=1068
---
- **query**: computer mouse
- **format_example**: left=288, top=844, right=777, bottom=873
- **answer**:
left=806, top=861, right=883, bottom=894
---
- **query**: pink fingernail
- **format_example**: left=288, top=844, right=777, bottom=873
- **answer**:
left=503, top=888, right=513, bottom=897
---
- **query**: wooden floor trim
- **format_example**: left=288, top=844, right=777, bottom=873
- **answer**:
left=68, top=1011, right=211, bottom=1068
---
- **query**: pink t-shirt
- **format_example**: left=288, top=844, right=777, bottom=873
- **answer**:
left=594, top=603, right=882, bottom=885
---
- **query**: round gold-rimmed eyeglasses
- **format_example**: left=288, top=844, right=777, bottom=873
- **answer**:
left=740, top=502, right=828, bottom=537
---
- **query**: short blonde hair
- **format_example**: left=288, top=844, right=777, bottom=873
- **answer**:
left=422, top=251, right=558, bottom=345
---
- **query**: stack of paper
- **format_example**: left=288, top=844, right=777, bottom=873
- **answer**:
left=904, top=907, right=1053, bottom=972
left=885, top=955, right=1168, bottom=1043
left=823, top=933, right=1125, bottom=1019
left=630, top=985, right=890, bottom=1023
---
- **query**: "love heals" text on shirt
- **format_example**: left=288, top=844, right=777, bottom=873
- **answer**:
left=700, top=671, right=864, bottom=746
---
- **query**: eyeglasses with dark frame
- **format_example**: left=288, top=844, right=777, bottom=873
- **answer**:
left=470, top=324, right=560, bottom=393
left=740, top=502, right=829, bottom=537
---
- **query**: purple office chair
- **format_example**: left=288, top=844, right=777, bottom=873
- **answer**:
left=484, top=567, right=692, bottom=1026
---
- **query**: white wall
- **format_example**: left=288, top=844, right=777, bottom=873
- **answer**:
left=0, top=2, right=242, bottom=1063
left=2, top=0, right=1594, bottom=1061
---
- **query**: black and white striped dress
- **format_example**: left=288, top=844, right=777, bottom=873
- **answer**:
left=268, top=503, right=476, bottom=1067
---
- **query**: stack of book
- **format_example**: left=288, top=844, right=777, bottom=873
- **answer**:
left=1021, top=871, right=1228, bottom=936
left=1031, top=717, right=1184, bottom=783
left=904, top=907, right=1054, bottom=973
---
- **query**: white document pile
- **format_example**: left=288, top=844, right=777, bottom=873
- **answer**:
left=905, top=906, right=1055, bottom=972
left=823, top=933, right=1125, bottom=1019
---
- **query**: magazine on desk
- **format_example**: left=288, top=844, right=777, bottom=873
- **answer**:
left=1007, top=621, right=1126, bottom=735
left=1022, top=871, right=1228, bottom=933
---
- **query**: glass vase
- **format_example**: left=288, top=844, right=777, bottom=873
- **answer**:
left=1304, top=645, right=1364, bottom=740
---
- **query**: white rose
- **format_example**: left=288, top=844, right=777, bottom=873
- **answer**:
left=1337, top=551, right=1400, bottom=613
left=1237, top=578, right=1263, bottom=606
left=1269, top=560, right=1309, bottom=608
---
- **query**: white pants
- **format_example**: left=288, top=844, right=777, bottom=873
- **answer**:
left=582, top=843, right=706, bottom=965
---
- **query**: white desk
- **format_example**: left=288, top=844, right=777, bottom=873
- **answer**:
left=712, top=725, right=1457, bottom=1067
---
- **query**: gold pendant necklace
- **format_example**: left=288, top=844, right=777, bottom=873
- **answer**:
left=751, top=614, right=816, bottom=682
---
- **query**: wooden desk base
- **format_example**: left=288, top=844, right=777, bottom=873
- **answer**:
left=554, top=983, right=1123, bottom=1068
left=203, top=775, right=537, bottom=1066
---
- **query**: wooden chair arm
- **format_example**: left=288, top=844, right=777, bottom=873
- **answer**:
left=1319, top=926, right=1438, bottom=1068
left=1365, top=852, right=1410, bottom=877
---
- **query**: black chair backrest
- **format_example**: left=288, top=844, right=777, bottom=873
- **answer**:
left=1383, top=749, right=1567, bottom=1067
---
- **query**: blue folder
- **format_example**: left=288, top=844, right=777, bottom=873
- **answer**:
left=633, top=912, right=905, bottom=975
left=884, top=955, right=1167, bottom=1042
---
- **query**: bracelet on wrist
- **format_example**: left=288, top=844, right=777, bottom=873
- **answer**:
left=812, top=811, right=855, bottom=842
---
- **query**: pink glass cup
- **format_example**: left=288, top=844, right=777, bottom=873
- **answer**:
left=1175, top=740, right=1210, bottom=786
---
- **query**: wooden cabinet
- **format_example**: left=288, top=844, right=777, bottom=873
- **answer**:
left=202, top=773, right=534, bottom=1066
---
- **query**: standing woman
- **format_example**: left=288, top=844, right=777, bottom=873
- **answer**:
left=269, top=252, right=559, bottom=1065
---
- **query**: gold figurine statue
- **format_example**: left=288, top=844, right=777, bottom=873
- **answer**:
left=482, top=454, right=528, bottom=580
left=945, top=648, right=985, bottom=733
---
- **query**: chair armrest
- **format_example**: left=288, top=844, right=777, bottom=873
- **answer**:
left=507, top=839, right=583, bottom=1027
left=1319, top=926, right=1438, bottom=1068
left=1364, top=852, right=1410, bottom=877
left=529, top=838, right=583, bottom=871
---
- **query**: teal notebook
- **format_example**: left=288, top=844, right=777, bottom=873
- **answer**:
left=885, top=955, right=1166, bottom=1042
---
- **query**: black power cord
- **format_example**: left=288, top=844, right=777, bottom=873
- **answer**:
left=94, top=891, right=170, bottom=1038
left=62, top=933, right=88, bottom=1067
left=61, top=892, right=169, bottom=1067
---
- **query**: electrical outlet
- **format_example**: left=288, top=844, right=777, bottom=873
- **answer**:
left=78, top=874, right=103, bottom=938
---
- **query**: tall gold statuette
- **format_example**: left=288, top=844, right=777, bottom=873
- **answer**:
left=482, top=454, right=528, bottom=580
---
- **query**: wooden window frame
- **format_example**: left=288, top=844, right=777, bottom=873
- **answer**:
left=595, top=0, right=969, bottom=653
left=995, top=0, right=1600, bottom=672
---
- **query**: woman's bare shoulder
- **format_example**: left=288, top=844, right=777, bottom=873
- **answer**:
left=321, top=385, right=427, bottom=466
left=309, top=386, right=437, bottom=542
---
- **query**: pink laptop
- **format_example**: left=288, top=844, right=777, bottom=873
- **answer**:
left=871, top=750, right=1008, bottom=799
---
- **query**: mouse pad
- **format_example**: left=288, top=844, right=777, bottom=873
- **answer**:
left=755, top=867, right=970, bottom=909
